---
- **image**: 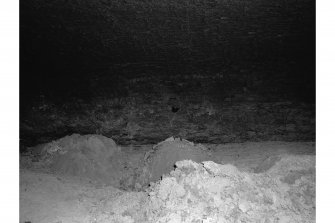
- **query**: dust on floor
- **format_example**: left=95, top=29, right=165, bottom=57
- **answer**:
left=20, top=134, right=315, bottom=223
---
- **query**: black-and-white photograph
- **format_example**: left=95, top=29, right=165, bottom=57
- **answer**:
left=9, top=0, right=319, bottom=222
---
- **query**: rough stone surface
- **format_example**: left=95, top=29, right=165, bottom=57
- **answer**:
left=145, top=158, right=315, bottom=223
left=20, top=137, right=315, bottom=223
left=33, top=134, right=129, bottom=187
left=140, top=137, right=212, bottom=184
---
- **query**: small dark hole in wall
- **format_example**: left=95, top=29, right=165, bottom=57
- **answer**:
left=171, top=106, right=180, bottom=113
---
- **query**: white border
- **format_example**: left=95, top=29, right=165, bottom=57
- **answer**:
left=0, top=0, right=19, bottom=220
left=316, top=0, right=335, bottom=222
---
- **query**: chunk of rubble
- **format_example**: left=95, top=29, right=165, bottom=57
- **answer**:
left=145, top=158, right=315, bottom=223
left=139, top=137, right=212, bottom=186
left=34, top=134, right=125, bottom=187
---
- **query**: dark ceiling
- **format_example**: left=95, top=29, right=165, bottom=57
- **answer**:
left=20, top=0, right=315, bottom=102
